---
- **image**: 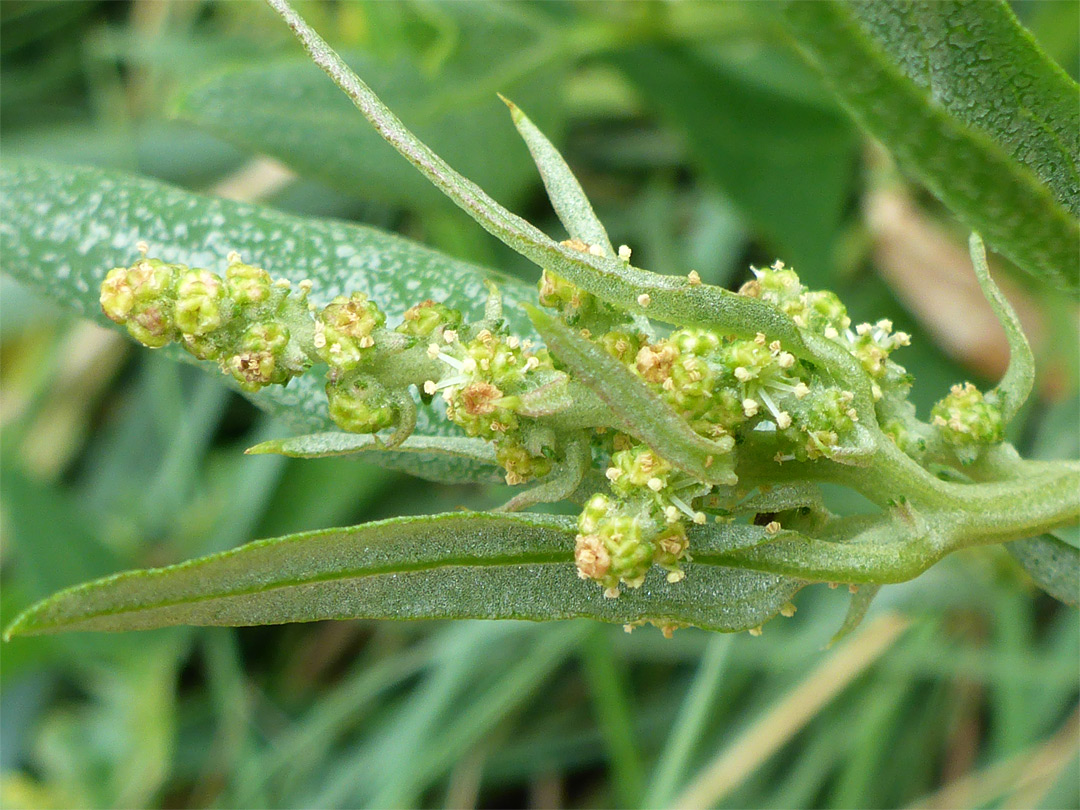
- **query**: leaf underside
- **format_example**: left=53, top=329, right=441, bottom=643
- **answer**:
left=5, top=512, right=804, bottom=637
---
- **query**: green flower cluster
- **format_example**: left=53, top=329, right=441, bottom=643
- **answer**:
left=537, top=238, right=622, bottom=328
left=423, top=323, right=559, bottom=485
left=574, top=491, right=690, bottom=598
left=625, top=327, right=862, bottom=465
left=739, top=261, right=911, bottom=397
left=576, top=444, right=702, bottom=595
left=931, top=382, right=1004, bottom=454
left=100, top=246, right=1016, bottom=602
left=100, top=249, right=313, bottom=391
left=314, top=292, right=403, bottom=434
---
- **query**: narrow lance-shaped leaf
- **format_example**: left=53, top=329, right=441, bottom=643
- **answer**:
left=246, top=433, right=503, bottom=484
left=968, top=233, right=1034, bottom=425
left=500, top=95, right=614, bottom=256
left=264, top=0, right=811, bottom=354
left=4, top=512, right=805, bottom=637
left=779, top=0, right=1080, bottom=292
left=527, top=304, right=738, bottom=487
left=0, top=158, right=533, bottom=484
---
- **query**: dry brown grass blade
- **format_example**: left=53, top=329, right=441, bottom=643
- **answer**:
left=865, top=186, right=1050, bottom=385
left=670, top=611, right=910, bottom=809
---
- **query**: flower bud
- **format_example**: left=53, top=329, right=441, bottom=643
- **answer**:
left=538, top=270, right=602, bottom=323
left=653, top=523, right=689, bottom=570
left=226, top=322, right=292, bottom=390
left=600, top=330, right=642, bottom=365
left=315, top=293, right=385, bottom=372
left=608, top=445, right=673, bottom=497
left=100, top=267, right=136, bottom=324
left=226, top=259, right=274, bottom=310
left=175, top=269, right=228, bottom=336
left=181, top=333, right=221, bottom=362
left=100, top=259, right=180, bottom=347
left=326, top=377, right=398, bottom=433
left=126, top=302, right=177, bottom=348
left=396, top=300, right=462, bottom=338
left=740, top=262, right=803, bottom=308
left=800, top=290, right=850, bottom=335
left=931, top=382, right=1003, bottom=448
left=496, top=441, right=553, bottom=485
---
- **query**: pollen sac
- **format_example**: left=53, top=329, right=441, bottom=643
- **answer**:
left=931, top=382, right=1004, bottom=451
left=326, top=376, right=398, bottom=433
left=396, top=300, right=462, bottom=339
left=225, top=259, right=274, bottom=310
left=315, top=293, right=385, bottom=373
left=175, top=269, right=229, bottom=336
left=575, top=494, right=657, bottom=593
left=100, top=258, right=180, bottom=348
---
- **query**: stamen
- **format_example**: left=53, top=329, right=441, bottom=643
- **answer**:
left=668, top=494, right=698, bottom=521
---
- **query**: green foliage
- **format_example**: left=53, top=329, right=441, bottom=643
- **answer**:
left=4, top=0, right=1078, bottom=637
left=174, top=2, right=568, bottom=211
left=0, top=158, right=534, bottom=482
left=612, top=44, right=856, bottom=281
left=4, top=512, right=803, bottom=637
left=779, top=0, right=1080, bottom=292
left=1, top=2, right=1077, bottom=807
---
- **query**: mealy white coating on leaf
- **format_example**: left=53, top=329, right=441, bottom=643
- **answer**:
left=0, top=159, right=536, bottom=482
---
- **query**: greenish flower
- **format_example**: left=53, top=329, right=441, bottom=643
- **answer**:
left=496, top=441, right=553, bottom=485
left=315, top=292, right=385, bottom=372
left=326, top=377, right=398, bottom=433
left=932, top=382, right=1004, bottom=448
left=100, top=258, right=181, bottom=348
left=538, top=263, right=608, bottom=324
left=225, top=258, right=274, bottom=310
left=396, top=299, right=462, bottom=339
left=226, top=322, right=293, bottom=390
left=599, top=330, right=643, bottom=365
left=575, top=494, right=656, bottom=595
left=175, top=269, right=228, bottom=336
left=607, top=445, right=673, bottom=498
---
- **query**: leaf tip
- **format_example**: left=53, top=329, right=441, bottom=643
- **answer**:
left=245, top=439, right=287, bottom=456
left=3, top=608, right=35, bottom=641
left=496, top=92, right=522, bottom=121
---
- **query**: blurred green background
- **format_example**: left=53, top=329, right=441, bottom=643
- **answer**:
left=1, top=2, right=1077, bottom=808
